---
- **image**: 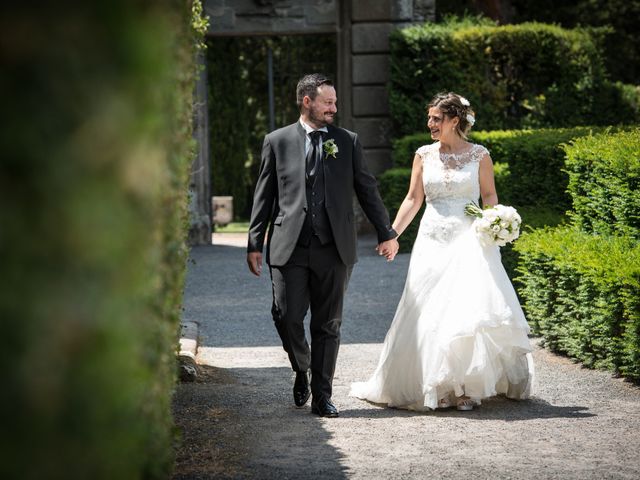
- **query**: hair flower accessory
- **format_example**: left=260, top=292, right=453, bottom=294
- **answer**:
left=466, top=113, right=475, bottom=126
left=459, top=96, right=471, bottom=107
left=323, top=138, right=339, bottom=158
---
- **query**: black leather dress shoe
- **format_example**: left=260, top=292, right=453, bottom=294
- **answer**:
left=293, top=371, right=310, bottom=407
left=311, top=397, right=339, bottom=417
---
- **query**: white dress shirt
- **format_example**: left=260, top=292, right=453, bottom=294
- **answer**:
left=299, top=118, right=328, bottom=155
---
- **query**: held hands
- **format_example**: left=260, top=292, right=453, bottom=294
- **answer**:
left=376, top=238, right=399, bottom=262
left=247, top=252, right=263, bottom=276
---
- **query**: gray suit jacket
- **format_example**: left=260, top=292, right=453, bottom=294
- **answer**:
left=247, top=121, right=395, bottom=266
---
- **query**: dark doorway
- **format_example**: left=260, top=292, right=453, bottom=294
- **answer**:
left=207, top=34, right=337, bottom=222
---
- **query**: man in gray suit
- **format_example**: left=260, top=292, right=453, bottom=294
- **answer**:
left=247, top=73, right=399, bottom=417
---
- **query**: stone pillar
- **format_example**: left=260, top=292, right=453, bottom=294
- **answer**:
left=343, top=0, right=434, bottom=233
left=188, top=51, right=212, bottom=246
left=349, top=0, right=434, bottom=175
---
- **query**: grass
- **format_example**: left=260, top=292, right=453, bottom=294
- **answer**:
left=214, top=222, right=249, bottom=233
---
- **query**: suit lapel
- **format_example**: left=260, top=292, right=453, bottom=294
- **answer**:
left=293, top=122, right=306, bottom=184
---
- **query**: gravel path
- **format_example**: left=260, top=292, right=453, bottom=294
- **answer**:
left=173, top=234, right=640, bottom=479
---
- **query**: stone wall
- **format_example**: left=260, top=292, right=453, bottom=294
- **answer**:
left=205, top=0, right=337, bottom=36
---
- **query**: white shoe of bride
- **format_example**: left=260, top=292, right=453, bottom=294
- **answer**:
left=456, top=396, right=475, bottom=411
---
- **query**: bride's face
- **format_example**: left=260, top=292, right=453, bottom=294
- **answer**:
left=427, top=107, right=459, bottom=141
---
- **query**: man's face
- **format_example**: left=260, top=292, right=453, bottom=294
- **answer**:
left=306, top=85, right=337, bottom=127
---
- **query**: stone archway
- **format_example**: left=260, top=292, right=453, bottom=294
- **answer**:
left=189, top=0, right=435, bottom=245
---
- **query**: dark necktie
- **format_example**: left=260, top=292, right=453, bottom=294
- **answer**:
left=306, top=130, right=322, bottom=180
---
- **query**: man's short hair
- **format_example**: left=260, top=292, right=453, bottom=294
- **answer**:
left=296, top=73, right=333, bottom=109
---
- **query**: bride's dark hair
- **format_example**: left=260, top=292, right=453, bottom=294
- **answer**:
left=427, top=92, right=475, bottom=139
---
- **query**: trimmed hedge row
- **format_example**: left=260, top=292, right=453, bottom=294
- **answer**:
left=565, top=129, right=640, bottom=239
left=515, top=227, right=640, bottom=380
left=378, top=169, right=564, bottom=259
left=378, top=168, right=425, bottom=254
left=516, top=130, right=640, bottom=380
left=392, top=127, right=621, bottom=211
left=390, top=19, right=640, bottom=137
left=0, top=2, right=205, bottom=478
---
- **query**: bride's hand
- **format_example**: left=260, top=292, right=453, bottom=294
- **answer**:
left=376, top=238, right=399, bottom=261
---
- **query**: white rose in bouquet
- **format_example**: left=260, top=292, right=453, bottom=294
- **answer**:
left=464, top=202, right=522, bottom=247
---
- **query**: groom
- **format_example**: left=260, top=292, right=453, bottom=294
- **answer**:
left=247, top=73, right=399, bottom=417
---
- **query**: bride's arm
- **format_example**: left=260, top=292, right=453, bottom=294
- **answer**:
left=479, top=153, right=498, bottom=207
left=391, top=153, right=426, bottom=237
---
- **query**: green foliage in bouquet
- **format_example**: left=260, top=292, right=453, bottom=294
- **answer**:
left=0, top=1, right=207, bottom=478
left=564, top=129, right=640, bottom=239
left=390, top=19, right=640, bottom=137
left=515, top=227, right=640, bottom=381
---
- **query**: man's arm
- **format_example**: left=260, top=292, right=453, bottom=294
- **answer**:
left=247, top=135, right=276, bottom=276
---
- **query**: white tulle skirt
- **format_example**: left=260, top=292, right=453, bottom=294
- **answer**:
left=350, top=216, right=534, bottom=411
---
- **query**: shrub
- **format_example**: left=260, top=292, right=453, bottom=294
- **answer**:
left=378, top=168, right=424, bottom=253
left=392, top=127, right=625, bottom=212
left=377, top=168, right=564, bottom=257
left=390, top=19, right=639, bottom=137
left=564, top=128, right=640, bottom=239
left=0, top=2, right=205, bottom=478
left=515, top=227, right=640, bottom=380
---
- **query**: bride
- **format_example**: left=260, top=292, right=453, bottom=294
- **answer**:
left=351, top=92, right=533, bottom=411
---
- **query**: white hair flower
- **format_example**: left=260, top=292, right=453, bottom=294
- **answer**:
left=459, top=96, right=471, bottom=107
left=466, top=113, right=475, bottom=126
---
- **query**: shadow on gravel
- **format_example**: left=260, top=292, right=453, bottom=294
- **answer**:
left=343, top=396, right=594, bottom=421
left=173, top=364, right=349, bottom=479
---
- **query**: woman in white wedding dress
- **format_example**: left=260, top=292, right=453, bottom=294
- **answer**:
left=350, top=92, right=533, bottom=411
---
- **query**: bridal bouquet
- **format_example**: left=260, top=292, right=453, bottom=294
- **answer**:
left=464, top=202, right=521, bottom=247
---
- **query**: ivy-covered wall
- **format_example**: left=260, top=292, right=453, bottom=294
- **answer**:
left=0, top=1, right=206, bottom=478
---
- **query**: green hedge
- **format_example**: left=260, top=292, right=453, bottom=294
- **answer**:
left=392, top=127, right=625, bottom=212
left=515, top=227, right=640, bottom=380
left=0, top=2, right=205, bottom=478
left=378, top=168, right=425, bottom=254
left=378, top=169, right=564, bottom=258
left=390, top=19, right=640, bottom=137
left=564, top=129, right=640, bottom=239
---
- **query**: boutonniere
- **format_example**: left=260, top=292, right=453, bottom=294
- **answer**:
left=323, top=138, right=339, bottom=158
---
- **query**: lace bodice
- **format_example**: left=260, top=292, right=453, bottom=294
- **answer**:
left=415, top=142, right=489, bottom=242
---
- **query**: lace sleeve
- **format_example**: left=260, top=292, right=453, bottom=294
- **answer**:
left=415, top=144, right=434, bottom=165
left=471, top=144, right=490, bottom=163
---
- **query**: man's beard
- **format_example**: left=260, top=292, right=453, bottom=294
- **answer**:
left=309, top=105, right=334, bottom=127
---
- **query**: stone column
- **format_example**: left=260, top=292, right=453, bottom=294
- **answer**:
left=350, top=0, right=434, bottom=174
left=188, top=51, right=212, bottom=246
left=344, top=0, right=434, bottom=233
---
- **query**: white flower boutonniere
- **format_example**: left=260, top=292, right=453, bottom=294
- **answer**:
left=323, top=138, right=339, bottom=158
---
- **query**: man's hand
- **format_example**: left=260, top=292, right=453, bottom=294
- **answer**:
left=247, top=252, right=263, bottom=276
left=376, top=238, right=399, bottom=262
